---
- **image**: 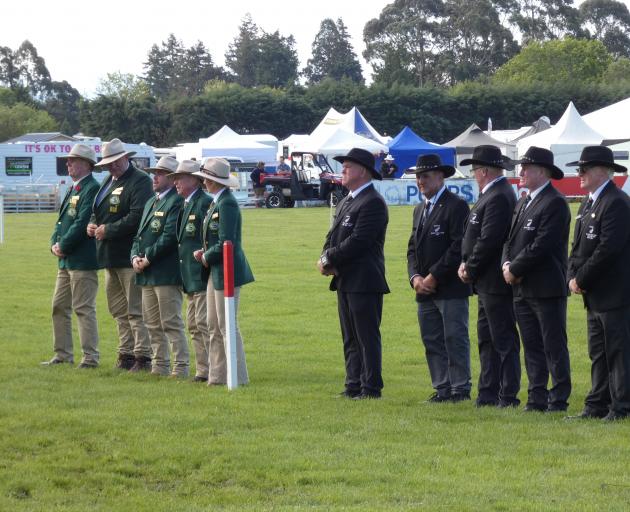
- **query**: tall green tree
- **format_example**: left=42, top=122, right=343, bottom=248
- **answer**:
left=511, top=0, right=586, bottom=42
left=0, top=102, right=57, bottom=142
left=256, top=31, right=299, bottom=87
left=493, top=38, right=612, bottom=84
left=143, top=34, right=186, bottom=99
left=580, top=0, right=630, bottom=57
left=225, top=14, right=261, bottom=88
left=304, top=18, right=364, bottom=84
left=44, top=80, right=81, bottom=134
left=182, top=41, right=226, bottom=94
left=96, top=72, right=150, bottom=102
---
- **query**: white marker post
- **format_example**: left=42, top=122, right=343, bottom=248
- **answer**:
left=223, top=241, right=238, bottom=390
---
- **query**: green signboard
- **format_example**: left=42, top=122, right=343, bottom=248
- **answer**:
left=6, top=157, right=32, bottom=176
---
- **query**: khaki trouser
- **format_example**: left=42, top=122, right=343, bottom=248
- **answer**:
left=143, top=285, right=189, bottom=376
left=105, top=267, right=151, bottom=358
left=207, top=280, right=249, bottom=385
left=51, top=269, right=99, bottom=364
left=187, top=291, right=210, bottom=378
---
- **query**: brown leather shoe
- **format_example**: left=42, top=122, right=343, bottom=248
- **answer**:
left=128, top=356, right=152, bottom=372
left=115, top=354, right=136, bottom=370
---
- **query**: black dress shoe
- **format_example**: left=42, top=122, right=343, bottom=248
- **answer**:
left=450, top=392, right=471, bottom=402
left=475, top=399, right=499, bottom=408
left=602, top=411, right=628, bottom=422
left=77, top=362, right=97, bottom=369
left=115, top=354, right=136, bottom=370
left=337, top=390, right=361, bottom=399
left=128, top=356, right=152, bottom=373
left=41, top=357, right=73, bottom=366
left=352, top=392, right=381, bottom=400
left=497, top=400, right=520, bottom=408
left=524, top=403, right=547, bottom=412
left=545, top=404, right=567, bottom=413
left=426, top=392, right=451, bottom=403
left=565, top=409, right=608, bottom=420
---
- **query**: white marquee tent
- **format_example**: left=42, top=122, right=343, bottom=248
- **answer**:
left=583, top=97, right=630, bottom=141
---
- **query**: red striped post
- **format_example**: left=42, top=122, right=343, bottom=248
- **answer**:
left=223, top=241, right=238, bottom=389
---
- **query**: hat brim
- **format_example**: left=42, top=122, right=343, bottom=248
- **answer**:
left=459, top=157, right=511, bottom=171
left=404, top=165, right=456, bottom=178
left=170, top=171, right=203, bottom=180
left=566, top=159, right=627, bottom=173
left=94, top=150, right=137, bottom=167
left=513, top=159, right=564, bottom=179
left=144, top=166, right=176, bottom=175
left=60, top=154, right=97, bottom=167
left=333, top=155, right=382, bottom=180
left=192, top=170, right=240, bottom=188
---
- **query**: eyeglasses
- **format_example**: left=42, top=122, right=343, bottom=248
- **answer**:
left=577, top=165, right=595, bottom=175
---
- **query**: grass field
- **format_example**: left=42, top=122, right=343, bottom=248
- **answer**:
left=1, top=204, right=629, bottom=511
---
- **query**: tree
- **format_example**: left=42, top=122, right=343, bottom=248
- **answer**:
left=143, top=34, right=186, bottom=99
left=602, top=57, right=630, bottom=81
left=225, top=14, right=261, bottom=88
left=304, top=18, right=364, bottom=84
left=580, top=0, right=630, bottom=58
left=96, top=72, right=150, bottom=102
left=256, top=31, right=299, bottom=87
left=511, top=0, right=586, bottom=42
left=363, top=0, right=445, bottom=87
left=44, top=80, right=82, bottom=134
left=0, top=41, right=54, bottom=99
left=493, top=38, right=612, bottom=84
left=0, top=102, right=57, bottom=142
left=181, top=41, right=226, bottom=95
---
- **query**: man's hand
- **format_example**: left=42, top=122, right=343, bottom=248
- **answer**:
left=51, top=243, right=65, bottom=258
left=94, top=224, right=107, bottom=240
left=317, top=259, right=336, bottom=276
left=458, top=262, right=471, bottom=284
left=419, top=273, right=437, bottom=294
left=502, top=263, right=521, bottom=285
left=193, top=249, right=208, bottom=268
left=569, top=278, right=584, bottom=295
left=412, top=275, right=424, bottom=294
left=132, top=257, right=145, bottom=273
left=87, top=223, right=97, bottom=237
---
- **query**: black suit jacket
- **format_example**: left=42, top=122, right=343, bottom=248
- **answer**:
left=323, top=184, right=390, bottom=294
left=407, top=189, right=472, bottom=302
left=461, top=177, right=516, bottom=295
left=502, top=183, right=570, bottom=299
left=568, top=180, right=630, bottom=312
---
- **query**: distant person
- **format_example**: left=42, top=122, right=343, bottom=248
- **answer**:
left=250, top=161, right=266, bottom=208
left=276, top=156, right=290, bottom=173
left=194, top=158, right=254, bottom=386
left=87, top=138, right=153, bottom=371
left=131, top=156, right=188, bottom=377
left=502, top=146, right=571, bottom=413
left=380, top=154, right=398, bottom=179
left=406, top=154, right=472, bottom=402
left=459, top=145, right=521, bottom=408
left=318, top=148, right=389, bottom=400
left=44, top=144, right=100, bottom=368
left=171, top=159, right=213, bottom=382
left=566, top=146, right=630, bottom=422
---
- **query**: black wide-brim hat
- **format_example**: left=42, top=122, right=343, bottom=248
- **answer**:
left=513, top=146, right=564, bottom=180
left=460, top=144, right=511, bottom=170
left=566, top=145, right=627, bottom=173
left=404, top=153, right=456, bottom=178
left=333, top=148, right=382, bottom=180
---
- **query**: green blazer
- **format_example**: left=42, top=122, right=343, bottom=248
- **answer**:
left=177, top=187, right=213, bottom=294
left=51, top=175, right=99, bottom=270
left=201, top=188, right=254, bottom=291
left=131, top=187, right=183, bottom=287
left=90, top=163, right=153, bottom=269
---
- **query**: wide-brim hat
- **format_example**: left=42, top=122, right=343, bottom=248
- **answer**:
left=333, top=148, right=381, bottom=180
left=513, top=146, right=564, bottom=180
left=384, top=153, right=395, bottom=162
left=460, top=145, right=511, bottom=170
left=193, top=157, right=239, bottom=188
left=405, top=153, right=456, bottom=178
left=61, top=144, right=97, bottom=167
left=94, top=138, right=136, bottom=167
left=171, top=159, right=202, bottom=180
left=566, top=145, right=627, bottom=173
left=145, top=156, right=179, bottom=174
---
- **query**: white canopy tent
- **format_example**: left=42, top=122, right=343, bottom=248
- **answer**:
left=516, top=102, right=605, bottom=172
left=583, top=97, right=630, bottom=140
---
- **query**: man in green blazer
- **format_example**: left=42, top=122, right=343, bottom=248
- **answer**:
left=193, top=158, right=254, bottom=386
left=45, top=144, right=100, bottom=368
left=131, top=156, right=188, bottom=377
left=87, top=138, right=153, bottom=370
left=172, top=160, right=213, bottom=382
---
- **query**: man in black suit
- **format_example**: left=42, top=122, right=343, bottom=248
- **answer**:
left=318, top=148, right=389, bottom=400
left=406, top=154, right=472, bottom=402
left=566, top=146, right=630, bottom=422
left=459, top=145, right=521, bottom=407
left=502, top=146, right=571, bottom=412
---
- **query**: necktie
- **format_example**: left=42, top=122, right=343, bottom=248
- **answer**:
left=517, top=195, right=531, bottom=222
left=583, top=197, right=594, bottom=215
left=421, top=200, right=431, bottom=230
left=96, top=178, right=115, bottom=206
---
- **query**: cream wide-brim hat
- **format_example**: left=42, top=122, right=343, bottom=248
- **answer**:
left=94, top=138, right=137, bottom=167
left=170, top=159, right=203, bottom=181
left=192, top=157, right=239, bottom=188
left=61, top=144, right=97, bottom=167
left=145, top=155, right=179, bottom=174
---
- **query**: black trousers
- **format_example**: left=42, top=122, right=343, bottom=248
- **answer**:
left=337, top=291, right=384, bottom=395
left=585, top=305, right=630, bottom=416
left=514, top=296, right=571, bottom=409
left=477, top=292, right=521, bottom=405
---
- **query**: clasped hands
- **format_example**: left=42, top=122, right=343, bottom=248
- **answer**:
left=502, top=262, right=522, bottom=285
left=87, top=223, right=107, bottom=240
left=413, top=273, right=437, bottom=295
left=132, top=256, right=149, bottom=273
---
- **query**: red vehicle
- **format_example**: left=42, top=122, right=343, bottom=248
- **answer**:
left=261, top=152, right=347, bottom=208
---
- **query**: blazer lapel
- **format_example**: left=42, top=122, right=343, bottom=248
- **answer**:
left=418, top=191, right=446, bottom=242
left=178, top=192, right=197, bottom=240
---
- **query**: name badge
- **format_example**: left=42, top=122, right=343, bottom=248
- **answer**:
left=429, top=224, right=444, bottom=236
left=112, top=187, right=124, bottom=195
left=523, top=219, right=536, bottom=231
left=154, top=211, right=164, bottom=217
left=211, top=212, right=219, bottom=220
left=188, top=214, right=196, bottom=220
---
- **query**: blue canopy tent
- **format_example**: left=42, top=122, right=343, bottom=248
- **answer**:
left=380, top=126, right=456, bottom=177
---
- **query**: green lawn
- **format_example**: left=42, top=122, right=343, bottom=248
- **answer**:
left=1, top=205, right=629, bottom=511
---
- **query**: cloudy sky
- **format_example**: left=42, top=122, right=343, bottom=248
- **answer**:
left=3, top=0, right=392, bottom=96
